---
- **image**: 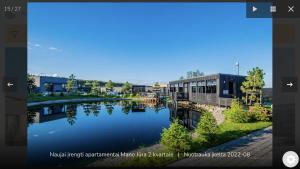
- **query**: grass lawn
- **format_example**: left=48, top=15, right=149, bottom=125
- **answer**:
left=118, top=121, right=272, bottom=167
left=27, top=95, right=119, bottom=103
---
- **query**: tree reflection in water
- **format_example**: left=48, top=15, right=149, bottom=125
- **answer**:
left=82, top=103, right=101, bottom=117
left=27, top=110, right=37, bottom=126
left=120, top=100, right=131, bottom=114
left=119, top=100, right=167, bottom=114
left=104, top=102, right=114, bottom=115
left=66, top=104, right=77, bottom=125
left=27, top=101, right=170, bottom=127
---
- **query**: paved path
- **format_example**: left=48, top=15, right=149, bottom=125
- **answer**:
left=169, top=126, right=272, bottom=167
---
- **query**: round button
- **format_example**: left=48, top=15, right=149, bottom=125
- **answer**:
left=282, top=151, right=299, bottom=168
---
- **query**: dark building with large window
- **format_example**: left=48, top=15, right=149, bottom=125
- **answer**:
left=169, top=73, right=246, bottom=106
left=33, top=75, right=68, bottom=93
left=131, top=85, right=153, bottom=94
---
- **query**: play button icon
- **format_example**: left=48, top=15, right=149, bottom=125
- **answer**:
left=252, top=6, right=258, bottom=12
left=246, top=2, right=272, bottom=18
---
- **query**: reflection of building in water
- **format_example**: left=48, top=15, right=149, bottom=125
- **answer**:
left=145, top=102, right=167, bottom=112
left=169, top=105, right=201, bottom=129
left=28, top=104, right=77, bottom=124
left=119, top=101, right=167, bottom=113
left=131, top=102, right=168, bottom=113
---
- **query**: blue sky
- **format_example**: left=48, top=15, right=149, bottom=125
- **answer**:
left=28, top=2, right=272, bottom=87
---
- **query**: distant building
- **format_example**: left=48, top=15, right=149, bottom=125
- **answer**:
left=100, top=87, right=123, bottom=94
left=131, top=84, right=169, bottom=96
left=169, top=73, right=246, bottom=107
left=113, top=87, right=123, bottom=93
left=132, top=85, right=153, bottom=94
left=33, top=76, right=68, bottom=93
left=152, top=83, right=169, bottom=96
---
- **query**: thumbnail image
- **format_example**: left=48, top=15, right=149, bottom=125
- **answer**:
left=27, top=2, right=272, bottom=167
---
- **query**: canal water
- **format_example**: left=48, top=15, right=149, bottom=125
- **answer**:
left=27, top=100, right=202, bottom=166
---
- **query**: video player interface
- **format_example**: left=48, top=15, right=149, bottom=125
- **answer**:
left=0, top=0, right=299, bottom=168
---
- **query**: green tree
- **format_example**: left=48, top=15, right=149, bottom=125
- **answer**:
left=249, top=103, right=270, bottom=122
left=122, top=81, right=132, bottom=94
left=105, top=80, right=114, bottom=92
left=160, top=119, right=192, bottom=153
left=186, top=71, right=193, bottom=79
left=241, top=67, right=265, bottom=105
left=27, top=74, right=37, bottom=94
left=186, top=70, right=204, bottom=79
left=66, top=74, right=77, bottom=94
left=224, top=99, right=251, bottom=123
left=91, top=81, right=101, bottom=96
left=154, top=82, right=160, bottom=88
left=83, top=80, right=92, bottom=93
left=194, top=70, right=204, bottom=77
left=179, top=76, right=184, bottom=80
left=196, top=111, right=218, bottom=143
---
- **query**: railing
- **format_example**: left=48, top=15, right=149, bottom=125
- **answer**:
left=171, top=92, right=189, bottom=100
left=218, top=97, right=233, bottom=107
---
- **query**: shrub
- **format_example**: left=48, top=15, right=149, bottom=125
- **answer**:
left=225, top=99, right=251, bottom=123
left=160, top=119, right=192, bottom=153
left=196, top=111, right=218, bottom=143
left=248, top=103, right=270, bottom=121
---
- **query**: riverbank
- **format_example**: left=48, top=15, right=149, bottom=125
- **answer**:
left=28, top=95, right=106, bottom=103
left=27, top=94, right=148, bottom=107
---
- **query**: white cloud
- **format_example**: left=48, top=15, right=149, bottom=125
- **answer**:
left=49, top=46, right=57, bottom=50
left=48, top=46, right=62, bottom=52
left=28, top=41, right=63, bottom=52
left=34, top=44, right=41, bottom=47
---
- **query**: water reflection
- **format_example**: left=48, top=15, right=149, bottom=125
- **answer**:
left=27, top=100, right=203, bottom=166
left=27, top=101, right=201, bottom=128
left=105, top=102, right=114, bottom=115
left=27, top=101, right=170, bottom=126
left=82, top=103, right=101, bottom=117
left=27, top=104, right=69, bottom=124
left=168, top=104, right=201, bottom=130
left=66, top=104, right=77, bottom=125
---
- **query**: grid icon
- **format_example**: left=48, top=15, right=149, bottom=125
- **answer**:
left=270, top=6, right=276, bottom=13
